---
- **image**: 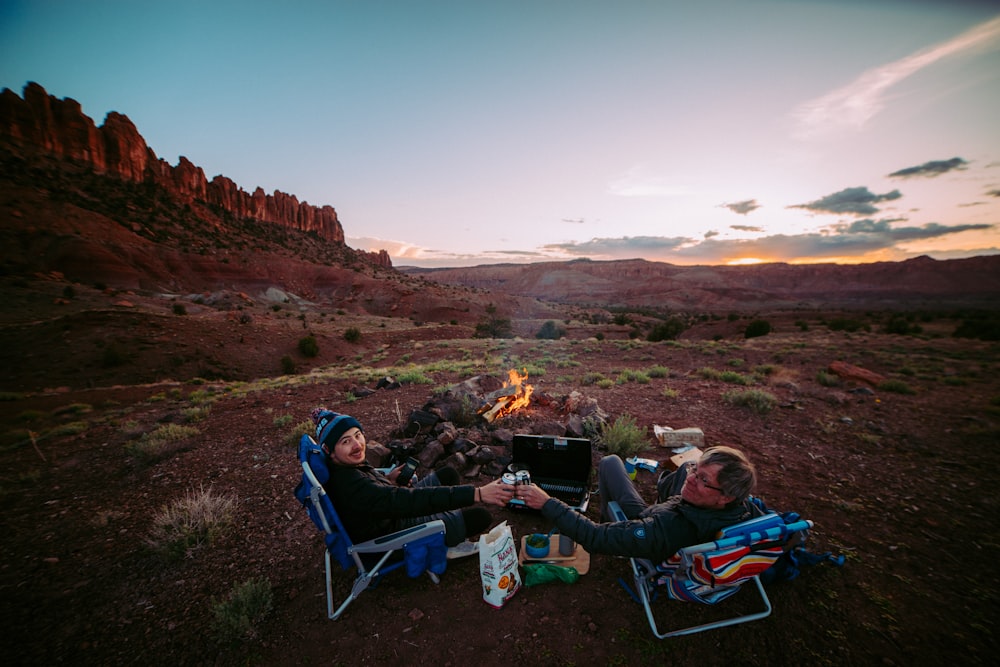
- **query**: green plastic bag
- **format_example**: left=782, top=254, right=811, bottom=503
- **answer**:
left=522, top=563, right=580, bottom=587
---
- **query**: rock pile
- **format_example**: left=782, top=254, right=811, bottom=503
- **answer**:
left=365, top=374, right=609, bottom=479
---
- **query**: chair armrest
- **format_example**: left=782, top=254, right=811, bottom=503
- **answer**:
left=608, top=500, right=628, bottom=522
left=349, top=520, right=447, bottom=554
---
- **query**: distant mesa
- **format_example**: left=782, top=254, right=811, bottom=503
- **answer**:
left=0, top=82, right=394, bottom=266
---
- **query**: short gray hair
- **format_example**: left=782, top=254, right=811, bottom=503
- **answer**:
left=700, top=446, right=756, bottom=501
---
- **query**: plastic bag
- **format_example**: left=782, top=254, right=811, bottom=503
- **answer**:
left=479, top=521, right=521, bottom=608
left=522, top=563, right=580, bottom=587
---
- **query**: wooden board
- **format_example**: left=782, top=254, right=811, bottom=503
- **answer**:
left=518, top=534, right=591, bottom=575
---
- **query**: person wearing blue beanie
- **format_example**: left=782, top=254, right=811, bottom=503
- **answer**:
left=310, top=407, right=515, bottom=551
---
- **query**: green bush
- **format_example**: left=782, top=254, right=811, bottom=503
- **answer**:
left=344, top=327, right=362, bottom=343
left=816, top=370, right=840, bottom=387
left=599, top=414, right=648, bottom=458
left=146, top=486, right=236, bottom=559
left=884, top=315, right=921, bottom=336
left=647, top=317, right=687, bottom=342
left=744, top=319, right=771, bottom=339
left=474, top=304, right=513, bottom=339
left=280, top=355, right=295, bottom=374
left=718, top=370, right=752, bottom=385
left=211, top=578, right=273, bottom=643
left=536, top=320, right=566, bottom=340
left=126, top=423, right=200, bottom=465
left=172, top=303, right=187, bottom=316
left=953, top=313, right=1000, bottom=341
left=878, top=379, right=916, bottom=395
left=286, top=420, right=313, bottom=447
left=827, top=318, right=867, bottom=333
left=397, top=369, right=434, bottom=384
left=722, top=389, right=777, bottom=414
left=298, top=335, right=319, bottom=357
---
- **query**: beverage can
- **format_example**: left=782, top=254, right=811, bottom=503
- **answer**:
left=506, top=470, right=529, bottom=507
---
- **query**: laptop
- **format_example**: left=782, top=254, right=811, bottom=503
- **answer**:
left=510, top=435, right=592, bottom=511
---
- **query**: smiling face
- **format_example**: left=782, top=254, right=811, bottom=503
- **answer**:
left=681, top=461, right=736, bottom=509
left=328, top=427, right=366, bottom=466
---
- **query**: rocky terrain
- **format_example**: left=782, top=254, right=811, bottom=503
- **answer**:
left=2, top=82, right=999, bottom=666
left=403, top=254, right=1000, bottom=312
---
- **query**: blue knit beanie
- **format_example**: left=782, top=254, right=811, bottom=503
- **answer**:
left=311, top=408, right=363, bottom=452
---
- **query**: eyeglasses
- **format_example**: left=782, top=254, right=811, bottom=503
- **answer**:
left=685, top=462, right=725, bottom=492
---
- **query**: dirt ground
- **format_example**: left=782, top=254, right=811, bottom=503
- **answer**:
left=1, top=285, right=998, bottom=666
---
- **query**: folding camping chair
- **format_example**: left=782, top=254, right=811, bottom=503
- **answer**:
left=294, top=434, right=447, bottom=620
left=608, top=500, right=812, bottom=638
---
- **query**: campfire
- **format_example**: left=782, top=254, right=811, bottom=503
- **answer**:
left=477, top=368, right=534, bottom=423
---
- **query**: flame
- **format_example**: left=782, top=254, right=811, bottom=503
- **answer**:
left=503, top=368, right=533, bottom=414
left=478, top=368, right=534, bottom=422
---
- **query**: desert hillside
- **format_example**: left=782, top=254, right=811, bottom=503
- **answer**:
left=403, top=254, right=1000, bottom=311
left=2, top=83, right=1000, bottom=667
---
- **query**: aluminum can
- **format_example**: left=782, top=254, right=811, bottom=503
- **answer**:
left=501, top=472, right=517, bottom=486
left=514, top=470, right=531, bottom=486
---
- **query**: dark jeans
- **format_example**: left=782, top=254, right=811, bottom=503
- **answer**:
left=398, top=469, right=470, bottom=547
left=598, top=455, right=647, bottom=521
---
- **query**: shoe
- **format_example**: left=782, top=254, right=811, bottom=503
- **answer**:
left=446, top=540, right=479, bottom=560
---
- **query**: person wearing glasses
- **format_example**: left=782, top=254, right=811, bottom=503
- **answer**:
left=517, top=446, right=758, bottom=560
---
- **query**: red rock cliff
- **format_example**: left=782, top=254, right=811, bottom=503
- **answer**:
left=0, top=82, right=349, bottom=249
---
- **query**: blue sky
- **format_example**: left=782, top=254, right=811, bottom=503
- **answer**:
left=2, top=0, right=999, bottom=268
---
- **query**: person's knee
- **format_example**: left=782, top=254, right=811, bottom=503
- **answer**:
left=600, top=455, right=623, bottom=472
left=434, top=466, right=460, bottom=486
left=461, top=507, right=492, bottom=537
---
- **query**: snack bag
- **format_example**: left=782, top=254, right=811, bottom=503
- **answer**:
left=479, top=521, right=521, bottom=608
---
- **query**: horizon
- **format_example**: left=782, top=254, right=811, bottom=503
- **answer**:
left=2, top=1, right=999, bottom=269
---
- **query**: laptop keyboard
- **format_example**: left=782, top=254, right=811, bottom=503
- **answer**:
left=540, top=482, right=583, bottom=494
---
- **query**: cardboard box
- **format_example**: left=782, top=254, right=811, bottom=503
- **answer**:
left=653, top=425, right=705, bottom=448
left=668, top=446, right=702, bottom=470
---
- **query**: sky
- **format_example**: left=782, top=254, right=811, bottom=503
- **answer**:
left=2, top=0, right=999, bottom=268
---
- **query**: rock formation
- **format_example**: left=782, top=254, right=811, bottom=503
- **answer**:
left=0, top=82, right=349, bottom=250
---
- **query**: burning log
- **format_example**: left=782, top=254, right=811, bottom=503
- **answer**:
left=478, top=368, right=533, bottom=423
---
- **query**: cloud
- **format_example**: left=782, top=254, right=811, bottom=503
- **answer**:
left=889, top=157, right=969, bottom=179
left=731, top=224, right=764, bottom=233
left=608, top=165, right=691, bottom=197
left=791, top=16, right=1000, bottom=139
left=538, top=220, right=993, bottom=264
left=790, top=186, right=902, bottom=216
left=355, top=216, right=996, bottom=268
left=987, top=189, right=1000, bottom=198
left=348, top=235, right=567, bottom=268
left=543, top=235, right=691, bottom=256
left=721, top=199, right=761, bottom=215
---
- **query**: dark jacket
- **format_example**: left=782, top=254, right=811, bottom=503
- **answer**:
left=325, top=463, right=475, bottom=544
left=541, top=464, right=755, bottom=561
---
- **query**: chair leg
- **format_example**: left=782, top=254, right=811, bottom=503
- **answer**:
left=324, top=551, right=334, bottom=620
left=641, top=574, right=773, bottom=639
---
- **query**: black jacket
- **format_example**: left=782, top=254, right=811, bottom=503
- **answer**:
left=325, top=463, right=475, bottom=544
left=541, top=464, right=755, bottom=561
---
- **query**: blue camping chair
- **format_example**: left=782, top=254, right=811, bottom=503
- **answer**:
left=294, top=434, right=447, bottom=620
left=608, top=500, right=813, bottom=638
